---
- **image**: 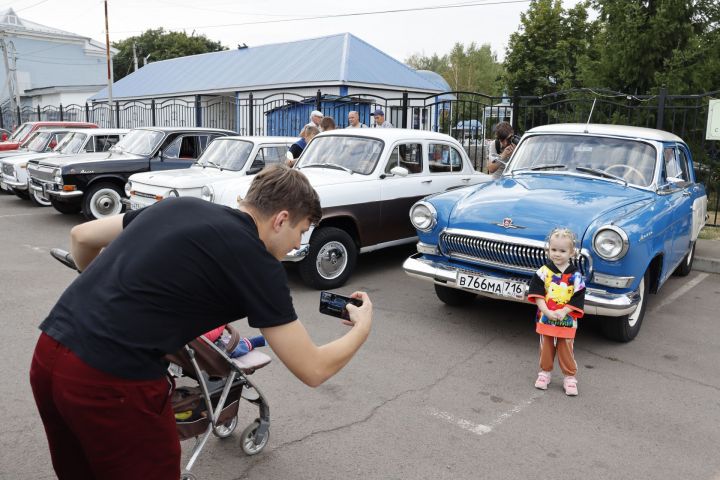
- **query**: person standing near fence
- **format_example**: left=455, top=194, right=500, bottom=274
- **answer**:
left=371, top=108, right=393, bottom=128
left=346, top=111, right=367, bottom=128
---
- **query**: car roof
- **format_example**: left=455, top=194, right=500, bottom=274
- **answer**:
left=527, top=123, right=684, bottom=143
left=316, top=128, right=462, bottom=143
left=134, top=126, right=236, bottom=134
left=216, top=135, right=297, bottom=143
left=58, top=128, right=130, bottom=135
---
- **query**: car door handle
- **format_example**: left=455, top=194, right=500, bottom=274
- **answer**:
left=461, top=177, right=471, bottom=182
left=421, top=179, right=432, bottom=184
left=682, top=190, right=691, bottom=197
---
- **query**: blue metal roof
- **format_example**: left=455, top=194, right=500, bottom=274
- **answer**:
left=91, top=33, right=444, bottom=101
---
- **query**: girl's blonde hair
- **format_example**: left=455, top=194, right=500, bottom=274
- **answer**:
left=545, top=227, right=579, bottom=258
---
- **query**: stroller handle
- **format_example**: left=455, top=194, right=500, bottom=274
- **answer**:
left=50, top=248, right=80, bottom=272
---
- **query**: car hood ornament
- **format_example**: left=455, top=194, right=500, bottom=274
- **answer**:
left=496, top=217, right=526, bottom=229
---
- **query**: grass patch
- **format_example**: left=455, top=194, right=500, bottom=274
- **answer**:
left=699, top=225, right=720, bottom=241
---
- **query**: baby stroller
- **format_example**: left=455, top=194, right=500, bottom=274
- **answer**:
left=50, top=248, right=273, bottom=480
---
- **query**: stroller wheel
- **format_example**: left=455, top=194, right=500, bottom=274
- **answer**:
left=241, top=420, right=269, bottom=455
left=181, top=472, right=197, bottom=480
left=213, top=416, right=238, bottom=439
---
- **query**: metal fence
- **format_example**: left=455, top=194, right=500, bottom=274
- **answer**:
left=2, top=87, right=717, bottom=225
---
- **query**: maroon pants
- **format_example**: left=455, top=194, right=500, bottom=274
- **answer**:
left=29, top=333, right=180, bottom=480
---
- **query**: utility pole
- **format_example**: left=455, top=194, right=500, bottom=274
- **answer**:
left=132, top=42, right=138, bottom=72
left=104, top=0, right=115, bottom=127
left=0, top=36, right=21, bottom=125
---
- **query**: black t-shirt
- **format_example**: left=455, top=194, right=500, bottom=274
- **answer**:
left=40, top=197, right=297, bottom=380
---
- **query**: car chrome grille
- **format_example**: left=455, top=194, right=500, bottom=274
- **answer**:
left=28, top=164, right=55, bottom=182
left=2, top=163, right=14, bottom=176
left=439, top=231, right=590, bottom=275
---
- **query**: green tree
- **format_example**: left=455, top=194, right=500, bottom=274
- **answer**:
left=112, top=28, right=227, bottom=81
left=405, top=42, right=504, bottom=95
left=503, top=0, right=594, bottom=96
left=578, top=0, right=696, bottom=94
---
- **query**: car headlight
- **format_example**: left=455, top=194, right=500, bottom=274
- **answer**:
left=166, top=189, right=179, bottom=198
left=53, top=168, right=62, bottom=184
left=593, top=226, right=629, bottom=260
left=200, top=185, right=214, bottom=202
left=409, top=201, right=437, bottom=232
left=124, top=181, right=132, bottom=196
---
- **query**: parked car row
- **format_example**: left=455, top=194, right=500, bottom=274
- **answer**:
left=1, top=122, right=706, bottom=343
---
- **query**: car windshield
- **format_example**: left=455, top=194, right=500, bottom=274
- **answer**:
left=9, top=123, right=33, bottom=142
left=297, top=136, right=383, bottom=175
left=26, top=131, right=53, bottom=152
left=112, top=129, right=164, bottom=155
left=56, top=132, right=88, bottom=154
left=509, top=134, right=657, bottom=187
left=197, top=139, right=253, bottom=171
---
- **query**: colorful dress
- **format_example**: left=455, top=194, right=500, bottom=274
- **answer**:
left=527, top=262, right=585, bottom=339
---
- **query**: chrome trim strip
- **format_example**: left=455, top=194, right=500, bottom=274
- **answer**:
left=48, top=190, right=83, bottom=198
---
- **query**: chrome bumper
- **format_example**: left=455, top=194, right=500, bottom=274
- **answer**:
left=402, top=253, right=640, bottom=317
left=29, top=181, right=83, bottom=198
left=3, top=178, right=26, bottom=189
left=283, top=245, right=309, bottom=262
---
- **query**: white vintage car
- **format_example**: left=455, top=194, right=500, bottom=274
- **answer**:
left=211, top=128, right=491, bottom=289
left=125, top=136, right=295, bottom=209
left=2, top=128, right=128, bottom=206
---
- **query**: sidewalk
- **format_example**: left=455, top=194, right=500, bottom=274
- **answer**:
left=695, top=239, right=720, bottom=274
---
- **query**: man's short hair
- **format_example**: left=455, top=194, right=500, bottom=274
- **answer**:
left=320, top=116, right=336, bottom=131
left=242, top=165, right=322, bottom=225
left=494, top=121, right=514, bottom=140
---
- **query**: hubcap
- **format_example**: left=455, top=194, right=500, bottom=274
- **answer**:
left=316, top=241, right=348, bottom=280
left=91, top=188, right=122, bottom=218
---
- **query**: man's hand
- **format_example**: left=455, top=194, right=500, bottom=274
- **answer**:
left=343, top=291, right=372, bottom=332
left=500, top=143, right=515, bottom=161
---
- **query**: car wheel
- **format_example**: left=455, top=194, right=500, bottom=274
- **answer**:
left=673, top=241, right=695, bottom=277
left=298, top=227, right=357, bottom=290
left=29, top=188, right=52, bottom=207
left=601, top=271, right=649, bottom=342
left=434, top=284, right=477, bottom=306
left=50, top=198, right=82, bottom=214
left=83, top=182, right=124, bottom=220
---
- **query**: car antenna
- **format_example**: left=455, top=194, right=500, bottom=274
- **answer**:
left=584, top=98, right=597, bottom=133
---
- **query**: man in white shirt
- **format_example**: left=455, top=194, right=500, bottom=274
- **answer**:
left=305, top=110, right=323, bottom=131
left=346, top=111, right=367, bottom=128
left=371, top=108, right=393, bottom=128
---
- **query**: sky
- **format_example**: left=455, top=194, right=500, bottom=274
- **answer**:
left=4, top=0, right=584, bottom=64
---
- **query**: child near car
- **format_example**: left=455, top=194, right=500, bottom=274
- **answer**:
left=527, top=227, right=586, bottom=396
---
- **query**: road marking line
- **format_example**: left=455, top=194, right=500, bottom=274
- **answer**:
left=650, top=273, right=709, bottom=313
left=0, top=213, right=42, bottom=219
left=428, top=396, right=539, bottom=436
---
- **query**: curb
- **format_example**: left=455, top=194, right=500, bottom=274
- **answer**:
left=694, top=256, right=720, bottom=274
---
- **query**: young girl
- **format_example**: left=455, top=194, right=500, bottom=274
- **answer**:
left=527, top=228, right=586, bottom=396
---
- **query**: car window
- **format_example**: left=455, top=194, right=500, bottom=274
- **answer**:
left=197, top=139, right=253, bottom=171
left=385, top=143, right=423, bottom=174
left=298, top=136, right=383, bottom=175
left=10, top=123, right=33, bottom=142
left=115, top=129, right=164, bottom=156
left=510, top=134, right=657, bottom=187
left=27, top=131, right=52, bottom=152
left=428, top=143, right=463, bottom=173
left=165, top=136, right=199, bottom=160
left=56, top=132, right=87, bottom=153
left=259, top=146, right=287, bottom=165
left=675, top=147, right=690, bottom=182
left=93, top=135, right=121, bottom=152
left=49, top=133, right=65, bottom=151
left=663, top=147, right=682, bottom=181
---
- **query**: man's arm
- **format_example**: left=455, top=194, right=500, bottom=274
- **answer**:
left=70, top=214, right=125, bottom=271
left=261, top=291, right=373, bottom=387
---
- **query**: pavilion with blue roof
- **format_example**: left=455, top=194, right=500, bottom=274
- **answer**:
left=90, top=33, right=453, bottom=133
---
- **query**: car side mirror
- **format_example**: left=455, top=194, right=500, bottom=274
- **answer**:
left=389, top=166, right=409, bottom=177
left=247, top=160, right=265, bottom=175
left=666, top=176, right=684, bottom=185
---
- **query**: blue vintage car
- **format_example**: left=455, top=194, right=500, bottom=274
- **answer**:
left=403, top=124, right=708, bottom=342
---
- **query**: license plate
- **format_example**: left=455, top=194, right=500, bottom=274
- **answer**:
left=456, top=272, right=526, bottom=299
left=130, top=202, right=144, bottom=210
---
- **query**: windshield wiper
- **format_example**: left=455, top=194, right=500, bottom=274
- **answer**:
left=201, top=160, right=222, bottom=170
left=575, top=166, right=627, bottom=185
left=513, top=164, right=567, bottom=173
left=300, top=163, right=353, bottom=174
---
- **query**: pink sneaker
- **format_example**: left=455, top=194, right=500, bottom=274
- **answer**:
left=563, top=376, right=578, bottom=396
left=534, top=371, right=551, bottom=390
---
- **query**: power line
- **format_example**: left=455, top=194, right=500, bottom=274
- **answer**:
left=111, top=0, right=531, bottom=34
